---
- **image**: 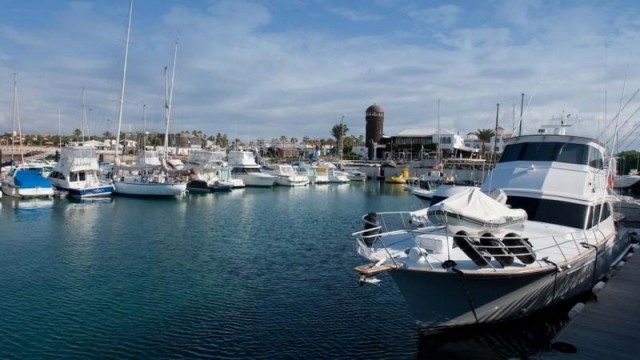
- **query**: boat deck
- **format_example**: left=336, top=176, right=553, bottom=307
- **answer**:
left=539, top=248, right=640, bottom=358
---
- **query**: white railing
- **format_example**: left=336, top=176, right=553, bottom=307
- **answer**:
left=353, top=211, right=609, bottom=271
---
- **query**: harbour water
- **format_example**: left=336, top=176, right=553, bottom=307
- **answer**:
left=0, top=182, right=573, bottom=359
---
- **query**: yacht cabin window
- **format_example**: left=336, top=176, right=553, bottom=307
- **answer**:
left=500, top=142, right=603, bottom=169
left=507, top=196, right=611, bottom=230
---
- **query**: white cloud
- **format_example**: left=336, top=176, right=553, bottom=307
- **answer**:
left=0, top=0, right=640, bottom=151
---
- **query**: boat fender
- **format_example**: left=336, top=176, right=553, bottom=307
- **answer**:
left=408, top=247, right=427, bottom=263
left=614, top=261, right=626, bottom=271
left=453, top=231, right=490, bottom=267
left=606, top=268, right=618, bottom=280
left=502, top=233, right=536, bottom=264
left=592, top=281, right=607, bottom=296
left=362, top=212, right=381, bottom=246
left=568, top=302, right=585, bottom=320
left=479, top=233, right=514, bottom=267
left=624, top=252, right=634, bottom=262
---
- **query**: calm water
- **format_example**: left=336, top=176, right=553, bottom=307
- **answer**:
left=0, top=182, right=569, bottom=359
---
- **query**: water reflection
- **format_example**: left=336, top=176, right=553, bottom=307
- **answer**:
left=415, top=302, right=575, bottom=359
left=3, top=197, right=54, bottom=210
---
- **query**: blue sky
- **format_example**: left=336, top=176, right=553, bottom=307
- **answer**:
left=1, top=0, right=640, bottom=150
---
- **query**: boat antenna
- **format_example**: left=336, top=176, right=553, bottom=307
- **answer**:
left=114, top=0, right=133, bottom=163
left=518, top=93, right=524, bottom=136
left=493, top=103, right=499, bottom=164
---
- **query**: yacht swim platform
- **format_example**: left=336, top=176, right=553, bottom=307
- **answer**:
left=353, top=263, right=398, bottom=276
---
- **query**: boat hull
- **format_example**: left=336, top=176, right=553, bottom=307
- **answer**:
left=113, top=181, right=186, bottom=197
left=235, top=174, right=276, bottom=187
left=389, top=233, right=630, bottom=330
left=51, top=183, right=114, bottom=198
left=1, top=184, right=54, bottom=199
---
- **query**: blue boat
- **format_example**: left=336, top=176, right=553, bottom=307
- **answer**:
left=1, top=164, right=55, bottom=199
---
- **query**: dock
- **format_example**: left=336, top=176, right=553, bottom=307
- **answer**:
left=539, top=248, right=640, bottom=359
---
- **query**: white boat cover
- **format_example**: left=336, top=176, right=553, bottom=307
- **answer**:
left=427, top=187, right=527, bottom=227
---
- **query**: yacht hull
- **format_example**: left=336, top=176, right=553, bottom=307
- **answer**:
left=113, top=181, right=186, bottom=197
left=388, top=233, right=630, bottom=330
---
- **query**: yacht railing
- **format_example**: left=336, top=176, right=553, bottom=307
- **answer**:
left=353, top=211, right=611, bottom=272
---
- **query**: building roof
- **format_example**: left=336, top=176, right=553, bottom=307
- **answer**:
left=395, top=128, right=455, bottom=137
left=366, top=104, right=384, bottom=113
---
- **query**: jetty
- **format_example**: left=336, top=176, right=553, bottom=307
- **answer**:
left=539, top=246, right=640, bottom=358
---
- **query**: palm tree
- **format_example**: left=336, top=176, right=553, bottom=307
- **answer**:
left=331, top=123, right=349, bottom=157
left=72, top=128, right=82, bottom=141
left=473, top=129, right=495, bottom=158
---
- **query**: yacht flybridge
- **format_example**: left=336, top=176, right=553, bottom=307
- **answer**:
left=352, top=129, right=636, bottom=331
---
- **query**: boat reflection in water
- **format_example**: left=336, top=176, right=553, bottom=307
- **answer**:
left=3, top=197, right=53, bottom=210
left=417, top=298, right=578, bottom=359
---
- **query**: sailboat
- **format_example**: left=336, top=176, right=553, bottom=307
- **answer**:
left=1, top=74, right=54, bottom=199
left=110, top=2, right=186, bottom=197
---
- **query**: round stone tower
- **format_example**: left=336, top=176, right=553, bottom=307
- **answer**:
left=365, top=104, right=384, bottom=160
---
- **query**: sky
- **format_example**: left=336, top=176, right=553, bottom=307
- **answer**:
left=1, top=0, right=640, bottom=151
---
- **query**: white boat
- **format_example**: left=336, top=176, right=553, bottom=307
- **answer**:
left=112, top=151, right=187, bottom=197
left=305, top=164, right=329, bottom=184
left=346, top=169, right=367, bottom=182
left=227, top=150, right=276, bottom=187
left=329, top=168, right=350, bottom=183
left=185, top=150, right=238, bottom=193
left=109, top=13, right=186, bottom=198
left=48, top=146, right=114, bottom=198
left=316, top=163, right=349, bottom=183
left=613, top=169, right=640, bottom=193
left=1, top=163, right=55, bottom=199
left=352, top=126, right=635, bottom=331
left=264, top=164, right=310, bottom=186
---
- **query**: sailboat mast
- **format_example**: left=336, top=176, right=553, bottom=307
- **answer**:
left=436, top=99, right=441, bottom=168
left=13, top=74, right=24, bottom=164
left=114, top=0, right=133, bottom=160
left=81, top=87, right=86, bottom=143
left=163, top=42, right=178, bottom=161
left=11, top=73, right=16, bottom=162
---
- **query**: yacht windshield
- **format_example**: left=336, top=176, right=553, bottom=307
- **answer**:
left=500, top=142, right=602, bottom=169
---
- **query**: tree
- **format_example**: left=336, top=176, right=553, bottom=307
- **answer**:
left=473, top=129, right=495, bottom=158
left=331, top=123, right=349, bottom=142
left=331, top=123, right=349, bottom=157
left=72, top=128, right=82, bottom=141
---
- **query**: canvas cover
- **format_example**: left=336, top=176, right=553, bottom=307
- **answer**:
left=427, top=187, right=527, bottom=227
left=14, top=170, right=52, bottom=188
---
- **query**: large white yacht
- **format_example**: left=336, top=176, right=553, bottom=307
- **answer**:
left=227, top=150, right=276, bottom=187
left=352, top=124, right=636, bottom=331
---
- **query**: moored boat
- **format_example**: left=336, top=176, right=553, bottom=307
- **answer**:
left=352, top=124, right=635, bottom=331
left=1, top=164, right=55, bottom=199
left=228, top=150, right=276, bottom=187
left=48, top=146, right=114, bottom=198
left=264, top=163, right=310, bottom=187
